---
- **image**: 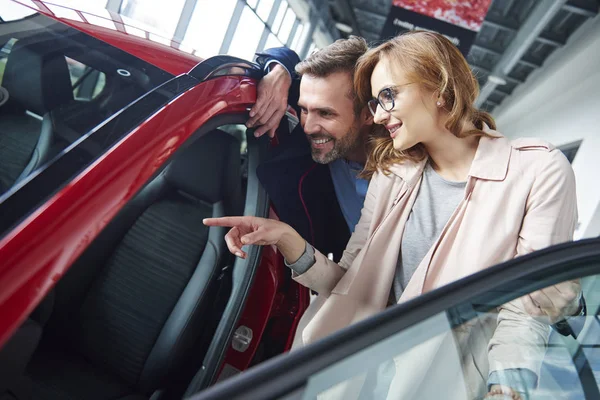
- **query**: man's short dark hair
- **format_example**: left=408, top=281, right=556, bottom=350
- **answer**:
left=295, top=36, right=368, bottom=115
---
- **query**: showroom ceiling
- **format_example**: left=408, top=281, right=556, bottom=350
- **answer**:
left=327, top=0, right=599, bottom=112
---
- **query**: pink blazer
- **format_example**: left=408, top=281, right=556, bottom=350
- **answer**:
left=291, top=128, right=577, bottom=397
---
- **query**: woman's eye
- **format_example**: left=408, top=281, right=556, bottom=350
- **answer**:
left=383, top=90, right=395, bottom=101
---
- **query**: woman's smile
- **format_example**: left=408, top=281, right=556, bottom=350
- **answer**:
left=386, top=122, right=403, bottom=139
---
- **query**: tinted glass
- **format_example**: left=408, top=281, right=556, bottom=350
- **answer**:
left=300, top=273, right=599, bottom=400
left=0, top=3, right=194, bottom=237
left=0, top=3, right=173, bottom=198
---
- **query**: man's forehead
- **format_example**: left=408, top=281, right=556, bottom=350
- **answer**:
left=301, top=71, right=353, bottom=87
left=299, top=72, right=354, bottom=106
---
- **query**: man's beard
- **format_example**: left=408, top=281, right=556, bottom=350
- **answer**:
left=309, top=124, right=362, bottom=164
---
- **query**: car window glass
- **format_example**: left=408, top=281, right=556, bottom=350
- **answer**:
left=0, top=38, right=17, bottom=83
left=300, top=273, right=600, bottom=400
left=65, top=56, right=106, bottom=101
left=0, top=4, right=173, bottom=219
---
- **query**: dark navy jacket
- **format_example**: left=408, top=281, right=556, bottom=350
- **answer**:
left=255, top=47, right=351, bottom=261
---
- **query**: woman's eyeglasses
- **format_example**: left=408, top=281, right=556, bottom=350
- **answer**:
left=367, top=84, right=411, bottom=117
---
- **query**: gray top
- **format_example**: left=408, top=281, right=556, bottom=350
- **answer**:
left=286, top=162, right=465, bottom=303
left=391, top=162, right=466, bottom=303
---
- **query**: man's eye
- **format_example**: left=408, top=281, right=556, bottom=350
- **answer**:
left=300, top=108, right=308, bottom=114
left=319, top=111, right=331, bottom=117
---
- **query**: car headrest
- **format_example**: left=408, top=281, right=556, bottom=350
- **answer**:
left=2, top=41, right=73, bottom=115
left=164, top=129, right=242, bottom=213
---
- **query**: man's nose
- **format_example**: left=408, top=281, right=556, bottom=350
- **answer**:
left=302, top=114, right=319, bottom=134
left=373, top=104, right=389, bottom=125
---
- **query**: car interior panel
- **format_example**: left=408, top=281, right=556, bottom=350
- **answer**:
left=0, top=128, right=244, bottom=400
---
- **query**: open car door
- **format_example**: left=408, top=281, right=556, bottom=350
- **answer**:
left=190, top=237, right=600, bottom=400
left=0, top=41, right=305, bottom=398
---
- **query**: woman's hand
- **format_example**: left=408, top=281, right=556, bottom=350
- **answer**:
left=484, top=385, right=522, bottom=399
left=203, top=216, right=305, bottom=262
left=521, top=279, right=582, bottom=324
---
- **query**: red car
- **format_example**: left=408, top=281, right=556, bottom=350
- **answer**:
left=0, top=1, right=308, bottom=399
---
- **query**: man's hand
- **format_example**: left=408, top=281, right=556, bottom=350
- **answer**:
left=521, top=279, right=582, bottom=324
left=246, top=63, right=292, bottom=138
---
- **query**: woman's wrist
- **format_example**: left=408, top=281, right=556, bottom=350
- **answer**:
left=276, top=225, right=306, bottom=264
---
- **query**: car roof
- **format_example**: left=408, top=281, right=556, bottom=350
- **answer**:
left=11, top=0, right=203, bottom=76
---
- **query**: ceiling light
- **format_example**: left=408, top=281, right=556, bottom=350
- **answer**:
left=335, top=22, right=353, bottom=33
left=488, top=75, right=507, bottom=85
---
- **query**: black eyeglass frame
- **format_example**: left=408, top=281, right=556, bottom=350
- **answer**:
left=367, top=84, right=412, bottom=117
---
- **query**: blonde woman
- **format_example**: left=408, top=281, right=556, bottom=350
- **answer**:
left=205, top=32, right=580, bottom=399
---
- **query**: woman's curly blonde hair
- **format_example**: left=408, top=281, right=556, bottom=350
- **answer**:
left=355, top=31, right=496, bottom=179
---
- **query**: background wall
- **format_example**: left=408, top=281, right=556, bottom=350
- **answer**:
left=493, top=14, right=600, bottom=239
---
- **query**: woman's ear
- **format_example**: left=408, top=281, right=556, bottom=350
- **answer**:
left=432, top=90, right=446, bottom=108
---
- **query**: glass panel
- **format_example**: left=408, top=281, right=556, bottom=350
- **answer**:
left=82, top=13, right=117, bottom=30
left=264, top=33, right=284, bottom=50
left=125, top=24, right=147, bottom=39
left=277, top=8, right=296, bottom=44
left=0, top=38, right=16, bottom=84
left=0, top=0, right=37, bottom=21
left=45, top=4, right=83, bottom=22
left=120, top=0, right=186, bottom=38
left=271, top=0, right=287, bottom=34
left=302, top=273, right=599, bottom=400
left=65, top=57, right=107, bottom=101
left=149, top=32, right=172, bottom=46
left=182, top=0, right=237, bottom=58
left=247, top=0, right=259, bottom=8
left=293, top=22, right=311, bottom=53
left=290, top=23, right=303, bottom=52
left=0, top=7, right=172, bottom=198
left=227, top=6, right=265, bottom=61
left=256, top=0, right=275, bottom=22
left=87, top=0, right=109, bottom=9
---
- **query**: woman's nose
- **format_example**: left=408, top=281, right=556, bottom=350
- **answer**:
left=373, top=104, right=389, bottom=125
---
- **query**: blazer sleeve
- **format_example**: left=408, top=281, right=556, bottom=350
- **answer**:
left=255, top=47, right=301, bottom=77
left=291, top=172, right=380, bottom=295
left=488, top=149, right=578, bottom=380
left=515, top=149, right=578, bottom=254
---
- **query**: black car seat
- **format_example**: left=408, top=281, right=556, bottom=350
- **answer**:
left=26, top=129, right=243, bottom=400
left=0, top=39, right=73, bottom=193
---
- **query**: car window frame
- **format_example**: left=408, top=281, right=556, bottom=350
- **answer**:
left=189, top=237, right=600, bottom=400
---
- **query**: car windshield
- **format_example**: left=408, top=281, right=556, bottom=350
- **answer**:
left=0, top=1, right=173, bottom=199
